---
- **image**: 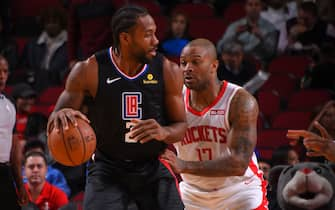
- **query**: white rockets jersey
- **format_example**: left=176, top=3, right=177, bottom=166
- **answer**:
left=0, top=94, right=16, bottom=163
left=174, top=82, right=268, bottom=209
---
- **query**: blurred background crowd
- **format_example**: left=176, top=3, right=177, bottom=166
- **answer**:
left=0, top=0, right=334, bottom=209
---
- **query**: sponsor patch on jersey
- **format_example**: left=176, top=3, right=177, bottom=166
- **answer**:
left=122, top=92, right=142, bottom=120
left=143, top=73, right=158, bottom=84
left=210, top=109, right=225, bottom=115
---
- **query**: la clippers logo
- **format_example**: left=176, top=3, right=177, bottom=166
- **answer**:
left=122, top=92, right=142, bottom=120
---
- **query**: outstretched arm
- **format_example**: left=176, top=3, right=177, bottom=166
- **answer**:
left=161, top=58, right=187, bottom=144
left=47, top=56, right=97, bottom=133
left=162, top=89, right=259, bottom=177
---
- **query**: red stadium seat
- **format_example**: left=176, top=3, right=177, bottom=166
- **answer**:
left=172, top=3, right=215, bottom=18
left=153, top=15, right=168, bottom=41
left=257, top=148, right=274, bottom=160
left=259, top=73, right=299, bottom=101
left=189, top=17, right=228, bottom=43
left=257, top=128, right=291, bottom=159
left=10, top=0, right=62, bottom=18
left=112, top=0, right=127, bottom=9
left=37, top=86, right=64, bottom=105
left=257, top=90, right=281, bottom=121
left=267, top=55, right=312, bottom=78
left=131, top=1, right=162, bottom=16
left=31, top=104, right=55, bottom=117
left=287, top=89, right=333, bottom=111
left=257, top=128, right=290, bottom=149
left=15, top=37, right=30, bottom=57
left=222, top=1, right=246, bottom=24
left=257, top=114, right=268, bottom=131
left=271, top=111, right=312, bottom=129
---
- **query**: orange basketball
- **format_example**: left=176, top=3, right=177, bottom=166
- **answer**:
left=47, top=117, right=96, bottom=166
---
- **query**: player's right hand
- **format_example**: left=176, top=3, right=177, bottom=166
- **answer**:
left=47, top=108, right=89, bottom=135
left=161, top=149, right=185, bottom=174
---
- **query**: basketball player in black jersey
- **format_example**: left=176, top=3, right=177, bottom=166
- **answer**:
left=47, top=5, right=187, bottom=210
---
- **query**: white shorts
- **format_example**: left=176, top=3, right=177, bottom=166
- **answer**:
left=180, top=181, right=268, bottom=210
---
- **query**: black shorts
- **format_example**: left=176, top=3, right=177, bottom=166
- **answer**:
left=83, top=154, right=184, bottom=210
left=0, top=163, right=21, bottom=210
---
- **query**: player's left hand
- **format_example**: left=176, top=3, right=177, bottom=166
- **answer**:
left=161, top=149, right=184, bottom=174
left=129, top=119, right=169, bottom=144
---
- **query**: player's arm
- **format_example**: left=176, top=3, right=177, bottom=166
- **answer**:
left=162, top=89, right=258, bottom=177
left=130, top=58, right=187, bottom=144
left=47, top=56, right=97, bottom=133
left=161, top=58, right=187, bottom=144
left=10, top=135, right=28, bottom=205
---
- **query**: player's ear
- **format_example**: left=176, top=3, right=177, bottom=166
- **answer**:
left=119, top=32, right=131, bottom=45
left=211, top=59, right=219, bottom=73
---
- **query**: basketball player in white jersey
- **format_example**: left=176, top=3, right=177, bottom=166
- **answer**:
left=0, top=55, right=28, bottom=209
left=161, top=39, right=268, bottom=210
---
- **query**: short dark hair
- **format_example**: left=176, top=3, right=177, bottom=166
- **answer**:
left=24, top=151, right=48, bottom=166
left=111, top=5, right=148, bottom=54
left=23, top=139, right=46, bottom=155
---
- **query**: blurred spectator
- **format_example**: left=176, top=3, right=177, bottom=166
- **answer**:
left=22, top=139, right=71, bottom=197
left=159, top=11, right=192, bottom=57
left=20, top=7, right=68, bottom=92
left=52, top=162, right=87, bottom=199
left=271, top=145, right=300, bottom=166
left=258, top=157, right=271, bottom=180
left=11, top=83, right=37, bottom=140
left=0, top=15, right=18, bottom=73
left=261, top=0, right=297, bottom=53
left=24, top=112, right=48, bottom=143
left=67, top=0, right=114, bottom=68
left=217, top=41, right=258, bottom=86
left=23, top=151, right=68, bottom=210
left=300, top=42, right=335, bottom=91
left=286, top=1, right=332, bottom=54
left=217, top=0, right=278, bottom=65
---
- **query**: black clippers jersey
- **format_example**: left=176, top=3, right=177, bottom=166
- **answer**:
left=88, top=47, right=168, bottom=160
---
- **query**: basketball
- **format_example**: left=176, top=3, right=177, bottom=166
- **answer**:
left=47, top=117, right=96, bottom=166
